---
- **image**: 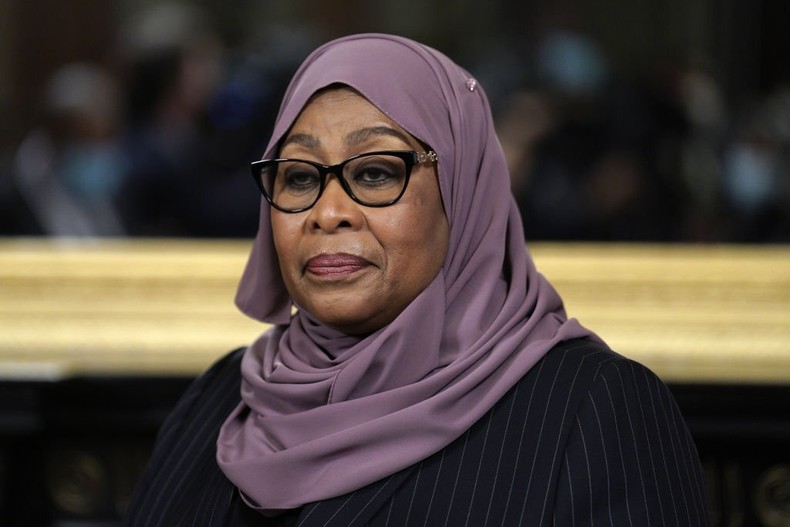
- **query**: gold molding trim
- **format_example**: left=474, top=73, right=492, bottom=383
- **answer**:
left=1, top=238, right=788, bottom=382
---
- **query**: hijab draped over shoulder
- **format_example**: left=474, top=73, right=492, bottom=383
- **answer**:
left=217, top=33, right=596, bottom=513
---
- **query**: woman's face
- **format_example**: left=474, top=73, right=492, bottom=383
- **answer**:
left=271, top=88, right=449, bottom=335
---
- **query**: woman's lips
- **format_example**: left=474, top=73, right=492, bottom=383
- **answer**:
left=305, top=253, right=371, bottom=277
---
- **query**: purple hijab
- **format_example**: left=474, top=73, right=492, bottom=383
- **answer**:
left=217, top=33, right=595, bottom=512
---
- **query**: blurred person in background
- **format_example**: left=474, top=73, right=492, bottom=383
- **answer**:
left=117, top=2, right=266, bottom=237
left=721, top=85, right=790, bottom=242
left=10, top=62, right=126, bottom=237
left=496, top=24, right=684, bottom=242
left=676, top=58, right=728, bottom=240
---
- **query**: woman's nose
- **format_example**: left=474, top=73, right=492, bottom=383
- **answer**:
left=307, top=176, right=364, bottom=232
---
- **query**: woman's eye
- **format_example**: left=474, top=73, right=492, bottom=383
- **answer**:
left=283, top=169, right=320, bottom=192
left=352, top=164, right=404, bottom=188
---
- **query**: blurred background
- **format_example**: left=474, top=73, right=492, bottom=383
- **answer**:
left=1, top=1, right=789, bottom=526
left=1, top=0, right=788, bottom=243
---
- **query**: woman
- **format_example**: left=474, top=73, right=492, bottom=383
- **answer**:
left=125, top=34, right=709, bottom=526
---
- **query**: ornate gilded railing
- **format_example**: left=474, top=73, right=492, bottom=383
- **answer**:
left=1, top=238, right=788, bottom=383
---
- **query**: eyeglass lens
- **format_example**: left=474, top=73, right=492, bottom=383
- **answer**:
left=259, top=153, right=409, bottom=211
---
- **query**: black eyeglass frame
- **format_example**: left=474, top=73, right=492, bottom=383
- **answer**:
left=250, top=150, right=438, bottom=213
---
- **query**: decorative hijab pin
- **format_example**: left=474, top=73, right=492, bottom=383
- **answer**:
left=465, top=78, right=477, bottom=92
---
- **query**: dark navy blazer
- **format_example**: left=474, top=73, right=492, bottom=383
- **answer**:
left=124, top=339, right=710, bottom=526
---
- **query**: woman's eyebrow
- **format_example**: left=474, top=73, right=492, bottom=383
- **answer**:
left=346, top=126, right=412, bottom=147
left=281, top=133, right=320, bottom=149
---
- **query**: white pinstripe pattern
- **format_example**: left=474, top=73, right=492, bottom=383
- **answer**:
left=575, top=418, right=594, bottom=526
left=588, top=391, right=615, bottom=525
left=403, top=461, right=422, bottom=525
left=317, top=492, right=354, bottom=527
left=464, top=411, right=494, bottom=527
left=423, top=448, right=445, bottom=526
left=383, top=490, right=395, bottom=526
left=563, top=452, right=575, bottom=526
left=124, top=341, right=710, bottom=526
left=297, top=501, right=320, bottom=525
left=346, top=475, right=396, bottom=526
left=442, top=429, right=470, bottom=527
left=538, top=351, right=590, bottom=525
left=607, top=367, right=651, bottom=527
left=601, top=376, right=635, bottom=526
left=501, top=357, right=545, bottom=521
left=522, top=352, right=565, bottom=526
left=646, top=368, right=681, bottom=525
left=521, top=353, right=565, bottom=520
left=482, top=387, right=518, bottom=526
left=634, top=363, right=667, bottom=526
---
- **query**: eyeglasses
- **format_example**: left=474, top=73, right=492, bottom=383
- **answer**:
left=250, top=150, right=438, bottom=213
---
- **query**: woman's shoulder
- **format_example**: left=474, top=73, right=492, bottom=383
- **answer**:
left=123, top=348, right=247, bottom=526
left=198, top=347, right=247, bottom=387
left=364, top=339, right=703, bottom=526
left=505, top=337, right=679, bottom=447
left=355, top=339, right=668, bottom=526
left=184, top=347, right=246, bottom=405
left=538, top=336, right=629, bottom=372
left=514, top=337, right=623, bottom=400
left=550, top=340, right=710, bottom=526
left=156, top=347, right=247, bottom=451
left=156, top=347, right=246, bottom=434
left=520, top=337, right=666, bottom=400
left=535, top=337, right=679, bottom=418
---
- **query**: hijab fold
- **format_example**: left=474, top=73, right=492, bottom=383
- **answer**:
left=217, top=33, right=596, bottom=513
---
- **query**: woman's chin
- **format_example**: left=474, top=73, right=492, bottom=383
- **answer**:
left=308, top=304, right=393, bottom=336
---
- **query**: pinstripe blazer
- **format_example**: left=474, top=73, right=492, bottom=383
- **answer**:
left=124, top=338, right=710, bottom=526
